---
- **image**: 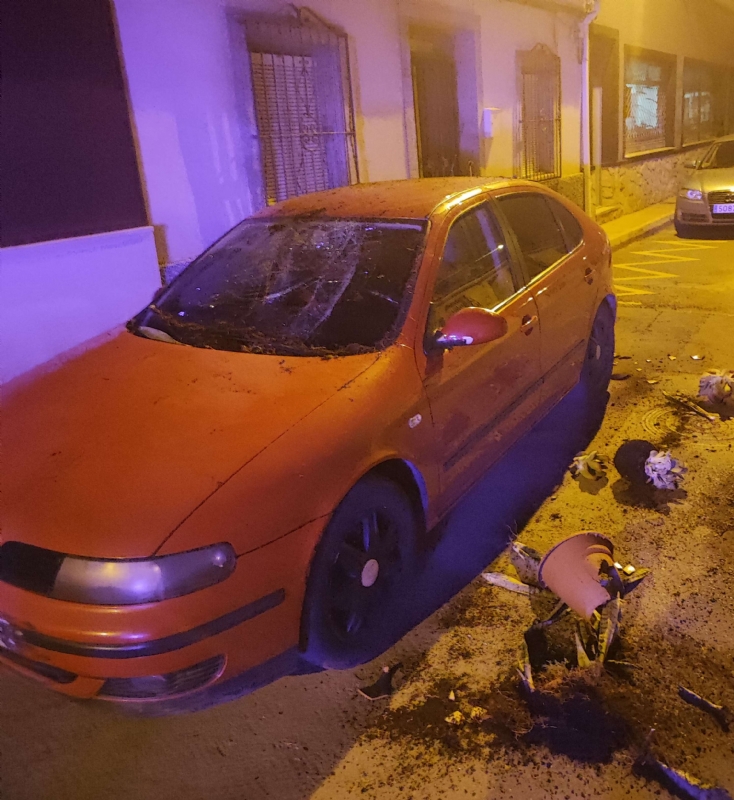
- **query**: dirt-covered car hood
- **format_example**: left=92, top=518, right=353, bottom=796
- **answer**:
left=2, top=329, right=380, bottom=559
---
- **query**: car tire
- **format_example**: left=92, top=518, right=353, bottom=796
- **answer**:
left=300, top=474, right=420, bottom=670
left=581, top=302, right=615, bottom=399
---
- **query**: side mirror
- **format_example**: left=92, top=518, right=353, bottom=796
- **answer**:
left=433, top=307, right=508, bottom=350
left=151, top=286, right=165, bottom=305
left=684, top=159, right=699, bottom=170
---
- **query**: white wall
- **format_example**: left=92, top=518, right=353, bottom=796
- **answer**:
left=114, top=0, right=587, bottom=269
left=0, top=228, right=160, bottom=384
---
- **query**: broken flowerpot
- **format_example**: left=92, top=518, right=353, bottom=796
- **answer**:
left=613, top=440, right=656, bottom=486
left=538, top=533, right=615, bottom=619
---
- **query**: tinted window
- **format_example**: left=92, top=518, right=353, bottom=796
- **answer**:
left=498, top=193, right=568, bottom=279
left=430, top=204, right=516, bottom=330
left=547, top=198, right=584, bottom=250
left=131, top=218, right=426, bottom=356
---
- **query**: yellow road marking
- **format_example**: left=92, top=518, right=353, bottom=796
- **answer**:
left=614, top=264, right=677, bottom=281
left=614, top=284, right=654, bottom=297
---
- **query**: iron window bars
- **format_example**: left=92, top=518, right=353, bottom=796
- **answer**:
left=516, top=44, right=562, bottom=182
left=244, top=7, right=359, bottom=205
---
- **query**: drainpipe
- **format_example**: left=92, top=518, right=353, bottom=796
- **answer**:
left=580, top=0, right=601, bottom=217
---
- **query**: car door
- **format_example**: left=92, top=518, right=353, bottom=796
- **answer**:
left=495, top=191, right=596, bottom=403
left=419, top=201, right=543, bottom=512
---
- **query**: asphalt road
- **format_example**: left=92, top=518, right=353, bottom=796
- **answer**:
left=1, top=224, right=733, bottom=800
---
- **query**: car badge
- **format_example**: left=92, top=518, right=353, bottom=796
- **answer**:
left=408, top=414, right=422, bottom=429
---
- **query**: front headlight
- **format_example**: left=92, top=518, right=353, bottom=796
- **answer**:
left=50, top=543, right=236, bottom=605
left=678, top=188, right=703, bottom=201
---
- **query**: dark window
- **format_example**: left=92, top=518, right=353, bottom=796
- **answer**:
left=430, top=204, right=516, bottom=329
left=546, top=198, right=584, bottom=251
left=682, top=59, right=729, bottom=145
left=498, top=194, right=568, bottom=280
left=132, top=218, right=426, bottom=356
left=0, top=0, right=147, bottom=247
left=516, top=45, right=562, bottom=181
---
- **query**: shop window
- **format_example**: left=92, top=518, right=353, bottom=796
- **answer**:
left=682, top=60, right=727, bottom=145
left=624, top=48, right=675, bottom=156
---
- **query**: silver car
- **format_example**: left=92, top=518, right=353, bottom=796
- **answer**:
left=675, top=134, right=734, bottom=237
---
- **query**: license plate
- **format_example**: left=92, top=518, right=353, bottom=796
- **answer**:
left=713, top=203, right=734, bottom=214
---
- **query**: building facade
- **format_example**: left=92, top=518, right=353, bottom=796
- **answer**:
left=590, top=0, right=734, bottom=219
left=2, top=0, right=733, bottom=382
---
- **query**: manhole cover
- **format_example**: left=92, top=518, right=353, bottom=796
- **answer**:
left=641, top=405, right=734, bottom=444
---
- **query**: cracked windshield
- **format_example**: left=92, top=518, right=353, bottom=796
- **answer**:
left=133, top=219, right=426, bottom=355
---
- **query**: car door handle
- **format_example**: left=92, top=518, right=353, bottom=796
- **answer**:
left=521, top=314, right=538, bottom=335
left=584, top=267, right=595, bottom=285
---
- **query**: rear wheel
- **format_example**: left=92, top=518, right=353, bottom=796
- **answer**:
left=301, top=475, right=419, bottom=669
left=581, top=302, right=614, bottom=399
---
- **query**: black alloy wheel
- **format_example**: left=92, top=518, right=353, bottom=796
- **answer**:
left=301, top=475, right=419, bottom=669
left=581, top=302, right=615, bottom=398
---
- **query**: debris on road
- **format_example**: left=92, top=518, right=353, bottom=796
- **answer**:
left=358, top=663, right=402, bottom=700
left=596, top=597, right=622, bottom=664
left=569, top=451, right=607, bottom=481
left=444, top=710, right=465, bottom=725
left=610, top=373, right=631, bottom=381
left=691, top=354, right=706, bottom=361
left=481, top=572, right=541, bottom=595
left=635, top=751, right=733, bottom=800
left=508, top=542, right=542, bottom=586
left=668, top=354, right=677, bottom=360
left=678, top=685, right=732, bottom=733
left=664, top=390, right=718, bottom=421
left=699, top=370, right=734, bottom=404
left=644, top=450, right=687, bottom=490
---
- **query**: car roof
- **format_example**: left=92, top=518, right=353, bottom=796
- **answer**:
left=255, top=177, right=512, bottom=221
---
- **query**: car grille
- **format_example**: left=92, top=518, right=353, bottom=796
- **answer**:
left=0, top=646, right=77, bottom=684
left=681, top=213, right=708, bottom=222
left=98, top=655, right=225, bottom=699
left=708, top=191, right=734, bottom=205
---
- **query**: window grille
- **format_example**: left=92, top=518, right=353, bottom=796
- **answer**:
left=244, top=8, right=359, bottom=205
left=624, top=50, right=673, bottom=155
left=516, top=45, right=562, bottom=182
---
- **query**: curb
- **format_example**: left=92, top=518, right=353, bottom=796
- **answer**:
left=604, top=212, right=675, bottom=252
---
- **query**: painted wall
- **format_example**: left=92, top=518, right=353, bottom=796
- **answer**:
left=596, top=0, right=734, bottom=65
left=114, top=0, right=588, bottom=271
left=0, top=228, right=160, bottom=384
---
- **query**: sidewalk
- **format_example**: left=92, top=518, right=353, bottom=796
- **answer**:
left=600, top=198, right=676, bottom=250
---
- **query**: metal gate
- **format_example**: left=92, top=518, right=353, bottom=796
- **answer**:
left=516, top=44, right=562, bottom=182
left=244, top=8, right=359, bottom=205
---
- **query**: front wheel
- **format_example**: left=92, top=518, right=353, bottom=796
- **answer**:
left=581, top=302, right=615, bottom=399
left=300, top=475, right=419, bottom=669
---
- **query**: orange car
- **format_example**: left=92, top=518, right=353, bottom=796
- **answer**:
left=1, top=177, right=614, bottom=703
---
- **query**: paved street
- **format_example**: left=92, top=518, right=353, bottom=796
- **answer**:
left=1, top=225, right=733, bottom=800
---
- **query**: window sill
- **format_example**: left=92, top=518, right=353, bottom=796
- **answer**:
left=623, top=146, right=676, bottom=161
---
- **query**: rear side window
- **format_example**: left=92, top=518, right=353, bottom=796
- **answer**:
left=497, top=193, right=568, bottom=280
left=547, top=198, right=584, bottom=251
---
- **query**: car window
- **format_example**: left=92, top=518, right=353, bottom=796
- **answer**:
left=497, top=193, right=569, bottom=280
left=429, top=203, right=517, bottom=330
left=546, top=198, right=584, bottom=251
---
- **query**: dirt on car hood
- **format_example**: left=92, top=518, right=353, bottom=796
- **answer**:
left=2, top=329, right=380, bottom=559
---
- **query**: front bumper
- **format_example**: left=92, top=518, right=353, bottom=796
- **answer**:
left=676, top=195, right=734, bottom=228
left=0, top=518, right=326, bottom=703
